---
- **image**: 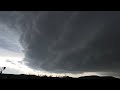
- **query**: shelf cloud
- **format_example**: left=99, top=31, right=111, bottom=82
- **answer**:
left=0, top=11, right=120, bottom=77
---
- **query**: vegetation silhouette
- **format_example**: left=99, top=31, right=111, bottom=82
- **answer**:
left=0, top=67, right=6, bottom=79
left=0, top=67, right=6, bottom=74
left=0, top=74, right=119, bottom=79
left=0, top=67, right=119, bottom=79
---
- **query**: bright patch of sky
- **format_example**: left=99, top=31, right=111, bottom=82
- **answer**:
left=0, top=23, right=52, bottom=75
left=0, top=23, right=26, bottom=74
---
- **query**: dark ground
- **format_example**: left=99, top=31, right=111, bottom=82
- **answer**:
left=0, top=74, right=119, bottom=80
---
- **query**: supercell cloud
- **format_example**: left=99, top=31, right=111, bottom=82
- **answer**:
left=0, top=11, right=120, bottom=75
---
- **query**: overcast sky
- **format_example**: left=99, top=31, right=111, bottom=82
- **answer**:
left=0, top=11, right=120, bottom=78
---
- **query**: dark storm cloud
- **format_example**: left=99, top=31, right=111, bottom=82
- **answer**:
left=0, top=38, right=21, bottom=53
left=0, top=11, right=120, bottom=74
left=0, top=22, right=22, bottom=53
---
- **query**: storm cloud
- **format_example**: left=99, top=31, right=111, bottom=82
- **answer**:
left=0, top=11, right=120, bottom=75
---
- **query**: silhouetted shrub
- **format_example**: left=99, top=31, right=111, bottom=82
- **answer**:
left=0, top=67, right=6, bottom=74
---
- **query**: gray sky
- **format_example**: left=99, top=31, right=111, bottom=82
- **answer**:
left=0, top=11, right=120, bottom=77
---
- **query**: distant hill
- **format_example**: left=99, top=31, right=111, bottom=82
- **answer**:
left=0, top=74, right=119, bottom=79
